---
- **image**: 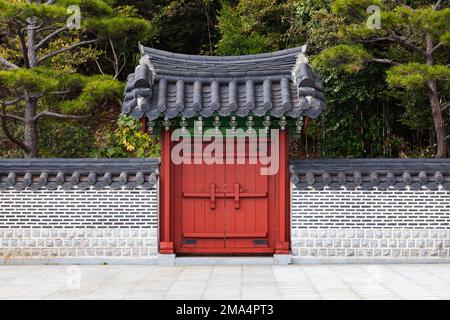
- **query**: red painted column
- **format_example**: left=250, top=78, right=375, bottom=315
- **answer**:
left=140, top=117, right=147, bottom=133
left=275, top=130, right=290, bottom=254
left=159, top=129, right=174, bottom=254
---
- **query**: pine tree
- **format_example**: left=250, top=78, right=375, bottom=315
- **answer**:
left=313, top=0, right=450, bottom=157
left=0, top=0, right=152, bottom=157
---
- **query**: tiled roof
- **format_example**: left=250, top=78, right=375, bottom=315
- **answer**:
left=290, top=159, right=450, bottom=190
left=123, top=45, right=325, bottom=121
left=0, top=159, right=159, bottom=190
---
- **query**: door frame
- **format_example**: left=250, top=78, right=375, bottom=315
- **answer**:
left=158, top=129, right=290, bottom=255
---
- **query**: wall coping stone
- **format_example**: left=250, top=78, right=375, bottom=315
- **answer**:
left=290, top=159, right=450, bottom=190
left=0, top=158, right=160, bottom=190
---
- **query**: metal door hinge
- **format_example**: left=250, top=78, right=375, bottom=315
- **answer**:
left=253, top=239, right=268, bottom=245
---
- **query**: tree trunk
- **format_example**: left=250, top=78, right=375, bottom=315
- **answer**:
left=426, top=34, right=447, bottom=157
left=23, top=17, right=38, bottom=158
left=27, top=21, right=37, bottom=67
left=23, top=97, right=38, bottom=158
left=427, top=79, right=447, bottom=157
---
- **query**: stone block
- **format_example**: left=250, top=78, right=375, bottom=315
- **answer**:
left=389, top=240, right=397, bottom=248
left=374, top=230, right=383, bottom=239
left=346, top=249, right=355, bottom=257
left=329, top=230, right=337, bottom=238
left=273, top=254, right=291, bottom=265
left=324, top=239, right=333, bottom=248
left=158, top=254, right=176, bottom=266
left=393, top=230, right=401, bottom=238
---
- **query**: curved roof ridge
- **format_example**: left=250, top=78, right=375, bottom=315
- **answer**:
left=123, top=44, right=326, bottom=121
left=139, top=44, right=306, bottom=63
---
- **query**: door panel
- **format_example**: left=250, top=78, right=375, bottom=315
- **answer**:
left=179, top=146, right=226, bottom=252
left=176, top=138, right=273, bottom=254
left=225, top=161, right=269, bottom=250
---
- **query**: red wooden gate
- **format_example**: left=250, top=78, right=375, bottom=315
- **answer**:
left=160, top=131, right=290, bottom=255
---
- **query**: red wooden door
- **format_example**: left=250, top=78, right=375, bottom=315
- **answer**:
left=223, top=161, right=270, bottom=251
left=180, top=156, right=226, bottom=251
left=175, top=139, right=273, bottom=254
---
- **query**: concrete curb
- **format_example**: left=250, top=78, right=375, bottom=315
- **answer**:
left=0, top=257, right=159, bottom=265
left=291, top=257, right=450, bottom=264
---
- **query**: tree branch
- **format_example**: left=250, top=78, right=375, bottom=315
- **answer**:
left=35, top=25, right=69, bottom=50
left=358, top=37, right=391, bottom=43
left=37, top=39, right=100, bottom=64
left=2, top=114, right=25, bottom=122
left=370, top=58, right=400, bottom=66
left=431, top=42, right=444, bottom=55
left=434, top=0, right=443, bottom=10
left=0, top=57, right=19, bottom=70
left=389, top=32, right=427, bottom=56
left=33, top=111, right=91, bottom=121
left=0, top=95, right=27, bottom=108
left=95, top=58, right=105, bottom=75
left=0, top=106, right=27, bottom=151
left=18, top=31, right=30, bottom=68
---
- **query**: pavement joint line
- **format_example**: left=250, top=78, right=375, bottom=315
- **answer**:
left=119, top=265, right=157, bottom=299
left=239, top=265, right=243, bottom=300
left=161, top=266, right=185, bottom=299
left=385, top=265, right=441, bottom=299
left=327, top=265, right=361, bottom=299
left=75, top=266, right=130, bottom=299
left=358, top=265, right=400, bottom=299
left=297, top=265, right=320, bottom=299
left=7, top=267, right=67, bottom=300
left=417, top=264, right=450, bottom=288
left=271, top=266, right=283, bottom=299
left=200, top=266, right=214, bottom=300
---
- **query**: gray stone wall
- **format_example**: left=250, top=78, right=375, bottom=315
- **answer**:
left=291, top=188, right=450, bottom=260
left=0, top=187, right=158, bottom=264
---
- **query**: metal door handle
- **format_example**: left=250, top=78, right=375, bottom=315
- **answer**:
left=234, top=183, right=240, bottom=209
left=210, top=183, right=216, bottom=209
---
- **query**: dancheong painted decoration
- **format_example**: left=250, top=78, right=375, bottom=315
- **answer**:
left=123, top=45, right=326, bottom=256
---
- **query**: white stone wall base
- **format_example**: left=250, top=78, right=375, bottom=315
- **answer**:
left=0, top=257, right=159, bottom=265
left=292, top=257, right=450, bottom=264
left=0, top=228, right=159, bottom=259
left=158, top=254, right=176, bottom=266
left=273, top=254, right=291, bottom=265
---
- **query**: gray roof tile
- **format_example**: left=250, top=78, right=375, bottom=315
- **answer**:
left=290, top=159, right=450, bottom=191
left=0, top=159, right=159, bottom=190
left=122, top=46, right=326, bottom=121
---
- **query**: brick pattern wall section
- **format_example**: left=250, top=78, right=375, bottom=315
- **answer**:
left=0, top=188, right=158, bottom=228
left=292, top=189, right=450, bottom=258
left=0, top=187, right=158, bottom=260
left=292, top=189, right=450, bottom=229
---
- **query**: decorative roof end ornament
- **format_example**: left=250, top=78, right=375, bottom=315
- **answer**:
left=229, top=116, right=237, bottom=133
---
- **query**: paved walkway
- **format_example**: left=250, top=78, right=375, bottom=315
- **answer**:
left=0, top=264, right=449, bottom=300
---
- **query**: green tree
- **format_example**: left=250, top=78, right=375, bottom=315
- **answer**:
left=0, top=0, right=152, bottom=158
left=215, top=0, right=296, bottom=55
left=92, top=115, right=160, bottom=158
left=313, top=0, right=450, bottom=157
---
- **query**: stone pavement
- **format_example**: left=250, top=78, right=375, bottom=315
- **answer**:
left=0, top=264, right=449, bottom=300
